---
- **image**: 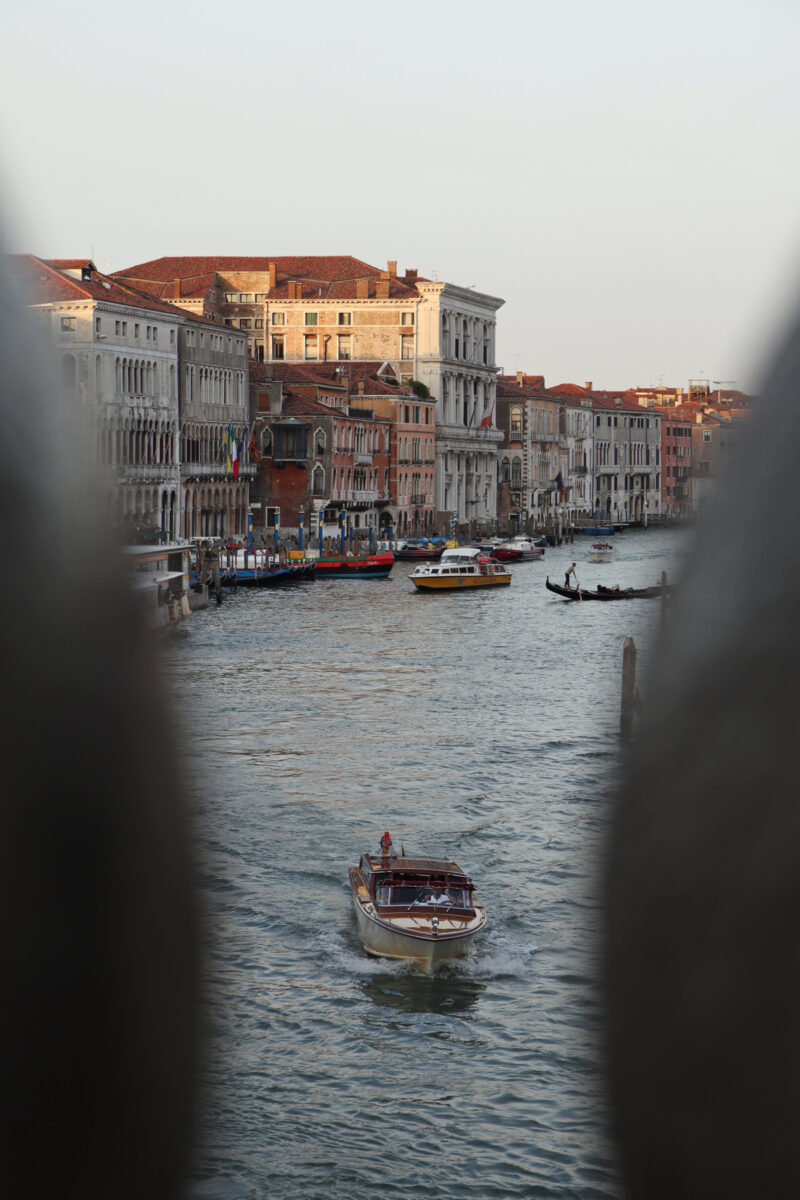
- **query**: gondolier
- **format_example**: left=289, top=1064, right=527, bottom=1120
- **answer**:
left=565, top=563, right=577, bottom=588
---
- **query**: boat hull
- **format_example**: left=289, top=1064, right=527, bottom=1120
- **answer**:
left=411, top=573, right=511, bottom=590
left=350, top=886, right=486, bottom=968
left=545, top=576, right=667, bottom=601
left=316, top=552, right=394, bottom=579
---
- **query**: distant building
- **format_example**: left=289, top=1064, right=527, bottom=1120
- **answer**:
left=114, top=255, right=504, bottom=534
left=10, top=255, right=251, bottom=541
left=654, top=407, right=693, bottom=516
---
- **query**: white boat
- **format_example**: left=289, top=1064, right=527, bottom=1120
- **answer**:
left=494, top=536, right=545, bottom=561
left=410, top=546, right=512, bottom=591
left=588, top=541, right=617, bottom=563
left=348, top=834, right=487, bottom=969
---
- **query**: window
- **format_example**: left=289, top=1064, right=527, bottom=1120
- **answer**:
left=304, top=312, right=318, bottom=326
left=271, top=312, right=285, bottom=325
left=240, top=319, right=251, bottom=330
left=225, top=293, right=236, bottom=303
left=401, top=339, right=413, bottom=359
left=255, top=293, right=268, bottom=302
left=254, top=318, right=263, bottom=329
left=170, top=329, right=175, bottom=344
left=304, top=334, right=318, bottom=360
left=274, top=425, right=308, bottom=461
left=272, top=337, right=285, bottom=359
left=400, top=312, right=414, bottom=326
left=239, top=293, right=253, bottom=303
left=510, top=405, right=522, bottom=435
left=224, top=318, right=233, bottom=327
left=338, top=312, right=352, bottom=325
left=146, top=326, right=152, bottom=340
left=703, top=430, right=712, bottom=442
left=338, top=336, right=352, bottom=360
left=60, top=316, right=76, bottom=333
left=95, top=317, right=101, bottom=334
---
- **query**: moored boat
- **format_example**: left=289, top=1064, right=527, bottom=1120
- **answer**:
left=315, top=550, right=395, bottom=579
left=410, top=546, right=512, bottom=591
left=393, top=538, right=446, bottom=561
left=349, top=833, right=487, bottom=969
left=494, top=536, right=545, bottom=561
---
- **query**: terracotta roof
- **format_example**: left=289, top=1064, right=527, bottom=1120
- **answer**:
left=256, top=360, right=411, bottom=395
left=9, top=255, right=231, bottom=330
left=113, top=256, right=427, bottom=300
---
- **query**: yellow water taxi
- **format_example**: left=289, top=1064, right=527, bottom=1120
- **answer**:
left=410, top=546, right=512, bottom=591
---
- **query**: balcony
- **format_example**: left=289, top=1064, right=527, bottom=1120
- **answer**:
left=410, top=492, right=427, bottom=505
left=353, top=452, right=373, bottom=465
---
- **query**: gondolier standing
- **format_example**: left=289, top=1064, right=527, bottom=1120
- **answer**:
left=565, top=562, right=577, bottom=589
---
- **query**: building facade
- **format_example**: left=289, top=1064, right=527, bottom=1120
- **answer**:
left=113, top=255, right=504, bottom=535
left=12, top=256, right=251, bottom=542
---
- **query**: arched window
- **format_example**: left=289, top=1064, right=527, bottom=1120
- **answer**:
left=314, top=427, right=326, bottom=456
left=500, top=456, right=510, bottom=483
left=510, top=405, right=522, bottom=436
left=312, top=465, right=325, bottom=496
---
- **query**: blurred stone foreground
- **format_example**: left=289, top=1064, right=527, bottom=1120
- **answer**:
left=604, top=303, right=800, bottom=1197
left=0, top=251, right=199, bottom=1195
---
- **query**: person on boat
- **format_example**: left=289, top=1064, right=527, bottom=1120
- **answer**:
left=565, top=563, right=578, bottom=589
left=380, top=831, right=393, bottom=857
left=431, top=891, right=450, bottom=905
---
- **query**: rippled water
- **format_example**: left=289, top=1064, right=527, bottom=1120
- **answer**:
left=161, top=527, right=690, bottom=1200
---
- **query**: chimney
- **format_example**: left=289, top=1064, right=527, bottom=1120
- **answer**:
left=405, top=268, right=418, bottom=281
left=357, top=278, right=370, bottom=299
left=615, top=396, right=623, bottom=408
left=584, top=381, right=592, bottom=391
left=270, top=381, right=283, bottom=414
left=173, top=278, right=181, bottom=299
left=388, top=260, right=397, bottom=277
left=376, top=279, right=390, bottom=298
left=516, top=370, right=524, bottom=387
left=268, top=262, right=276, bottom=289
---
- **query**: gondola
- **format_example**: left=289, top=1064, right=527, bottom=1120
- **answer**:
left=545, top=576, right=668, bottom=601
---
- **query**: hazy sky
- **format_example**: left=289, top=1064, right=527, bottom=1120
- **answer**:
left=2, top=0, right=798, bottom=391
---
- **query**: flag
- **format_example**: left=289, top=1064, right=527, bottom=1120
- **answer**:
left=248, top=427, right=262, bottom=462
left=555, top=470, right=564, bottom=497
left=479, top=414, right=493, bottom=429
left=225, top=424, right=239, bottom=478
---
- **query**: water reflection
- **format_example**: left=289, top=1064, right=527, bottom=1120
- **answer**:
left=359, top=966, right=486, bottom=1016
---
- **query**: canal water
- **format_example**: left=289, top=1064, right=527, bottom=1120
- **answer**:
left=161, top=527, right=691, bottom=1200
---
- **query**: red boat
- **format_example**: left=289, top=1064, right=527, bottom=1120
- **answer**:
left=315, top=551, right=394, bottom=579
left=490, top=545, right=525, bottom=562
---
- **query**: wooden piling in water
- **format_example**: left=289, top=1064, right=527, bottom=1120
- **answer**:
left=620, top=636, right=637, bottom=740
left=661, top=570, right=668, bottom=626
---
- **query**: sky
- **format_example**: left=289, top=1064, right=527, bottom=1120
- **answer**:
left=1, top=0, right=798, bottom=392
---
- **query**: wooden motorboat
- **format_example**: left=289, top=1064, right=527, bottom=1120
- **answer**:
left=410, top=547, right=512, bottom=591
left=545, top=576, right=668, bottom=601
left=349, top=833, right=487, bottom=969
left=315, top=551, right=394, bottom=579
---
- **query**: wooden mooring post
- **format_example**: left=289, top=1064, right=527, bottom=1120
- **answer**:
left=661, top=570, right=668, bottom=626
left=620, top=636, right=637, bottom=740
